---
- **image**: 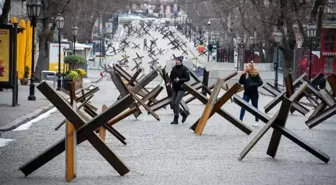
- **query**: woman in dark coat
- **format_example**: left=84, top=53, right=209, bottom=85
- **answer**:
left=239, top=61, right=263, bottom=127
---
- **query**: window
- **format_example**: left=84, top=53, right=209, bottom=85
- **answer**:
left=324, top=56, right=335, bottom=74
left=324, top=29, right=335, bottom=52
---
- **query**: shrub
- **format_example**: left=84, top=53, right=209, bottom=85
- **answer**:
left=76, top=68, right=86, bottom=77
left=64, top=55, right=86, bottom=64
left=64, top=70, right=80, bottom=81
left=64, top=55, right=86, bottom=70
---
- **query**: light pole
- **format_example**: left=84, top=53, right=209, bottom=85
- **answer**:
left=207, top=19, right=211, bottom=62
left=71, top=25, right=78, bottom=55
left=306, top=23, right=317, bottom=81
left=55, top=14, right=64, bottom=91
left=184, top=16, right=188, bottom=37
left=189, top=19, right=192, bottom=42
left=273, top=31, right=282, bottom=89
left=26, top=0, right=42, bottom=101
left=100, top=29, right=106, bottom=66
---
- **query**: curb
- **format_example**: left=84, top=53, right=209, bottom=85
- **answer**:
left=0, top=103, right=54, bottom=132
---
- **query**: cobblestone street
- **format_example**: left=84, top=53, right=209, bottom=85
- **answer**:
left=0, top=78, right=335, bottom=185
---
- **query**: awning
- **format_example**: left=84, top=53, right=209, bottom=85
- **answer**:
left=74, top=43, right=92, bottom=51
left=322, top=52, right=336, bottom=56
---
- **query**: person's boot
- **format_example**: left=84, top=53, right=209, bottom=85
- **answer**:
left=171, top=115, right=179, bottom=124
left=181, top=110, right=189, bottom=123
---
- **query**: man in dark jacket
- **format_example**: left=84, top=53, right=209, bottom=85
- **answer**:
left=167, top=56, right=190, bottom=124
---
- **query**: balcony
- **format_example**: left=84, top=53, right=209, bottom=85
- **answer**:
left=323, top=3, right=336, bottom=28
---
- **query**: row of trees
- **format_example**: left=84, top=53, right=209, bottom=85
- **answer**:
left=0, top=0, right=129, bottom=80
left=178, top=0, right=331, bottom=76
left=1, top=0, right=333, bottom=78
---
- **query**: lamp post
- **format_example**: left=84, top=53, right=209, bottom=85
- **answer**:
left=55, top=13, right=64, bottom=91
left=184, top=17, right=187, bottom=36
left=189, top=19, right=192, bottom=42
left=100, top=29, right=106, bottom=66
left=71, top=25, right=78, bottom=55
left=186, top=18, right=189, bottom=39
left=273, top=31, right=282, bottom=89
left=207, top=19, right=211, bottom=62
left=26, top=0, right=42, bottom=101
left=306, top=23, right=317, bottom=81
left=236, top=36, right=243, bottom=71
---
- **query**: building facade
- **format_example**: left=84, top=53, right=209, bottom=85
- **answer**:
left=128, top=0, right=178, bottom=18
left=321, top=0, right=336, bottom=74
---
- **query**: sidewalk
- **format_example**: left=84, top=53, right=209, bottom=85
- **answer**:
left=0, top=84, right=52, bottom=131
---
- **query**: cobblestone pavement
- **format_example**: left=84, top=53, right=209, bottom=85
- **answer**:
left=0, top=78, right=335, bottom=185
left=0, top=78, right=95, bottom=131
left=0, top=84, right=51, bottom=129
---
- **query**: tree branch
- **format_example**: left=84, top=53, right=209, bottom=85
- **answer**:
left=0, top=0, right=11, bottom=24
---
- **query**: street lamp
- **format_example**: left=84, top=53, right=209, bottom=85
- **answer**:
left=26, top=0, right=42, bottom=101
left=189, top=19, right=192, bottom=41
left=71, top=25, right=78, bottom=55
left=207, top=19, right=211, bottom=62
left=99, top=29, right=106, bottom=66
left=186, top=18, right=189, bottom=39
left=273, top=30, right=282, bottom=89
left=55, top=13, right=64, bottom=91
left=306, top=23, right=317, bottom=81
left=236, top=36, right=243, bottom=71
left=184, top=17, right=187, bottom=36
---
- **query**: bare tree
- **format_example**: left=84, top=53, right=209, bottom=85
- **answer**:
left=34, top=0, right=72, bottom=81
left=0, top=0, right=11, bottom=24
left=35, top=0, right=129, bottom=80
left=62, top=0, right=128, bottom=43
left=193, top=0, right=327, bottom=76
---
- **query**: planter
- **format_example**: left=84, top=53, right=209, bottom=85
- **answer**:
left=75, top=78, right=83, bottom=89
left=62, top=78, right=83, bottom=91
left=20, top=78, right=29, bottom=85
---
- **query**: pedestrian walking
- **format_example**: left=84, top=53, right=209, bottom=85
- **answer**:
left=238, top=61, right=263, bottom=127
left=197, top=41, right=205, bottom=53
left=208, top=42, right=213, bottom=54
left=166, top=56, right=190, bottom=124
left=143, top=38, right=147, bottom=51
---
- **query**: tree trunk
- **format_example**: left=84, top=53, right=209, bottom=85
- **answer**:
left=265, top=46, right=274, bottom=64
left=78, top=19, right=96, bottom=42
left=282, top=47, right=294, bottom=77
left=35, top=29, right=49, bottom=81
left=0, top=0, right=11, bottom=24
left=35, top=19, right=55, bottom=81
left=259, top=46, right=265, bottom=63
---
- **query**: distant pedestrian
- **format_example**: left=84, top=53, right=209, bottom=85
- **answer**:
left=143, top=38, right=147, bottom=51
left=238, top=61, right=263, bottom=127
left=197, top=41, right=205, bottom=53
left=166, top=56, right=190, bottom=124
left=193, top=38, right=197, bottom=47
left=208, top=43, right=213, bottom=54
